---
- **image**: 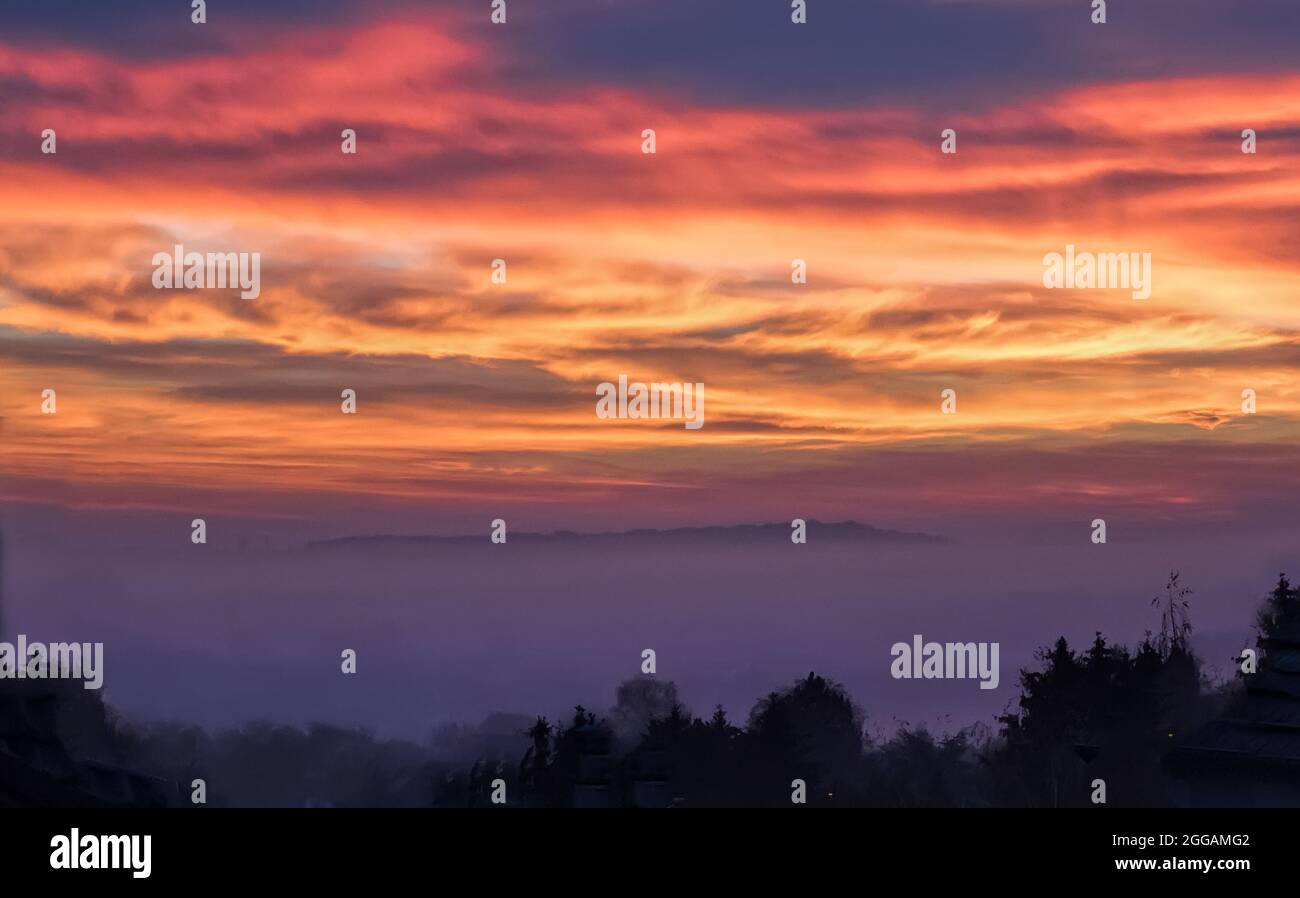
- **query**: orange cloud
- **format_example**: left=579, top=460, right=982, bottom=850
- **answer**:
left=2, top=12, right=1299, bottom=522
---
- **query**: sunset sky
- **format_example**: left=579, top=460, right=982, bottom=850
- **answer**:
left=3, top=0, right=1299, bottom=537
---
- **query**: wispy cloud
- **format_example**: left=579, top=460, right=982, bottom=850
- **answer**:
left=1, top=5, right=1298, bottom=528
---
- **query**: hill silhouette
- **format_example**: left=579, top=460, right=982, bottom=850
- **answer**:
left=303, top=520, right=948, bottom=552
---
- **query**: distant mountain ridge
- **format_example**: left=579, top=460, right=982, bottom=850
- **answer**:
left=304, top=520, right=948, bottom=551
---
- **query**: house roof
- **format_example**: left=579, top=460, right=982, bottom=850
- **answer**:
left=1171, top=638, right=1300, bottom=778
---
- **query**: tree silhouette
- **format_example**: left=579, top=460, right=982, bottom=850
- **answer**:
left=609, top=677, right=682, bottom=747
left=745, top=673, right=865, bottom=806
left=1257, top=573, right=1300, bottom=642
left=1152, top=571, right=1193, bottom=658
left=73, top=571, right=1300, bottom=808
left=517, top=716, right=553, bottom=806
left=993, top=611, right=1206, bottom=807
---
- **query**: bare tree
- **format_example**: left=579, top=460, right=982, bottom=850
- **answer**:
left=1152, top=571, right=1192, bottom=658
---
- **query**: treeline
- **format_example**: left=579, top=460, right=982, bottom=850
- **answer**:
left=99, top=572, right=1296, bottom=807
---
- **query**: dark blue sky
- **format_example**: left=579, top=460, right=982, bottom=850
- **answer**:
left=2, top=0, right=1296, bottom=111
